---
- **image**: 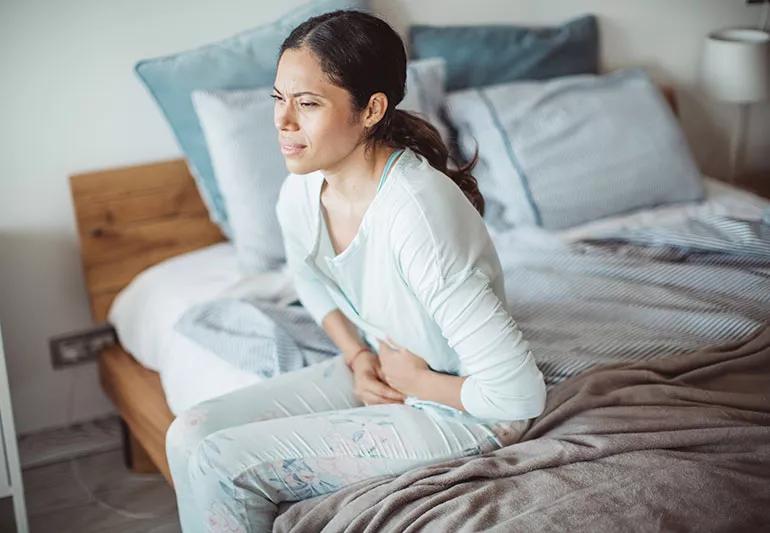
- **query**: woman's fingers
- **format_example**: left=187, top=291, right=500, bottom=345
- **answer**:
left=352, top=357, right=406, bottom=405
left=359, top=372, right=405, bottom=403
left=362, top=394, right=402, bottom=405
left=374, top=363, right=387, bottom=382
left=372, top=358, right=403, bottom=398
left=384, top=380, right=407, bottom=402
left=369, top=379, right=406, bottom=402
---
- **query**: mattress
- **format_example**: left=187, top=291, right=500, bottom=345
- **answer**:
left=107, top=176, right=769, bottom=415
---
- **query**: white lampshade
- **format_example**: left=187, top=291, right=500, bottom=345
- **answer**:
left=701, top=28, right=770, bottom=103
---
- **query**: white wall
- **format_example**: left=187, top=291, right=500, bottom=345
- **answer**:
left=1, top=0, right=767, bottom=435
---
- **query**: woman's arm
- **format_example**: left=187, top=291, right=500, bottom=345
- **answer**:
left=321, top=309, right=372, bottom=365
left=414, top=372, right=466, bottom=411
left=391, top=203, right=546, bottom=421
left=322, top=300, right=407, bottom=404
left=377, top=341, right=467, bottom=409
left=406, top=268, right=545, bottom=420
left=275, top=180, right=339, bottom=327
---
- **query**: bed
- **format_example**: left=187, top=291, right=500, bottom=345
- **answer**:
left=67, top=81, right=678, bottom=476
left=69, top=81, right=770, bottom=529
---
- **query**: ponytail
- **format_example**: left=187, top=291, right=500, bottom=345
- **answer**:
left=367, top=108, right=484, bottom=217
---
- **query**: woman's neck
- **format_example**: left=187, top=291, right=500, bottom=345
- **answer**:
left=320, top=143, right=397, bottom=206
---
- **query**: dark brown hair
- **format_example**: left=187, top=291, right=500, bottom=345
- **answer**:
left=278, top=9, right=484, bottom=216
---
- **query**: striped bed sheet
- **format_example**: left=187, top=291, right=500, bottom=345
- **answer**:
left=494, top=213, right=769, bottom=387
left=177, top=212, right=770, bottom=389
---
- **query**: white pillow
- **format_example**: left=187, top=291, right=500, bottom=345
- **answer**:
left=192, top=57, right=451, bottom=275
left=445, top=67, right=705, bottom=230
left=193, top=86, right=286, bottom=275
left=107, top=242, right=240, bottom=371
left=401, top=57, right=451, bottom=144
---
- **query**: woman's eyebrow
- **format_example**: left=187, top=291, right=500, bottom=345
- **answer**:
left=272, top=86, right=325, bottom=98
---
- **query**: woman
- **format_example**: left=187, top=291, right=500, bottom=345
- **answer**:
left=166, top=10, right=546, bottom=532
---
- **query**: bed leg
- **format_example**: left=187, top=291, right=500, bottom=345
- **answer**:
left=119, top=418, right=159, bottom=474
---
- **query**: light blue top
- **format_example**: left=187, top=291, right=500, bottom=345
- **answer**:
left=275, top=147, right=546, bottom=423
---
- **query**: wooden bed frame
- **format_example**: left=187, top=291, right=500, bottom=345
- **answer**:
left=69, top=85, right=679, bottom=486
left=69, top=159, right=225, bottom=483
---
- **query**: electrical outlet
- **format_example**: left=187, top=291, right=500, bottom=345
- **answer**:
left=49, top=323, right=117, bottom=369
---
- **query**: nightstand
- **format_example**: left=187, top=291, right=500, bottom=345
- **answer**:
left=0, top=323, right=28, bottom=532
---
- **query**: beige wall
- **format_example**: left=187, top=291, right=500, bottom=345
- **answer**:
left=0, top=0, right=767, bottom=434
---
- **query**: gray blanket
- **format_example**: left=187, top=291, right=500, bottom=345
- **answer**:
left=273, top=325, right=770, bottom=532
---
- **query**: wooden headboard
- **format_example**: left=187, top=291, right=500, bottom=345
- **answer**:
left=70, top=84, right=678, bottom=324
left=70, top=159, right=225, bottom=322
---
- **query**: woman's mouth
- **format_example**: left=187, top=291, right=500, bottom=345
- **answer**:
left=280, top=143, right=306, bottom=156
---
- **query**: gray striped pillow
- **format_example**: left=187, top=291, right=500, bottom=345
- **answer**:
left=445, top=68, right=705, bottom=231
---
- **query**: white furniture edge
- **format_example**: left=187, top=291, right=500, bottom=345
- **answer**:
left=0, top=323, right=28, bottom=532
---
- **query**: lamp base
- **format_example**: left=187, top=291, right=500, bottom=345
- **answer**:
left=728, top=103, right=749, bottom=184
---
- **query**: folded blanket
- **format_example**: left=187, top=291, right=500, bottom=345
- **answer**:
left=274, top=325, right=770, bottom=532
left=174, top=297, right=338, bottom=378
left=579, top=212, right=770, bottom=258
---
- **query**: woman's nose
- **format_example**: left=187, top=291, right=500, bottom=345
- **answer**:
left=274, top=103, right=298, bottom=131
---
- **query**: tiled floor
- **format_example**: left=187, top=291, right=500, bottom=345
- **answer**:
left=22, top=448, right=181, bottom=533
left=1, top=416, right=181, bottom=533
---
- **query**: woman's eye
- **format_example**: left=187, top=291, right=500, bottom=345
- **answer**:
left=269, top=94, right=315, bottom=107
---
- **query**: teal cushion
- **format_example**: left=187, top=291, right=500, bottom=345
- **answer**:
left=408, top=15, right=599, bottom=92
left=135, top=0, right=370, bottom=237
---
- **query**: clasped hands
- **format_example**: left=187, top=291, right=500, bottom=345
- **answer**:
left=349, top=336, right=429, bottom=406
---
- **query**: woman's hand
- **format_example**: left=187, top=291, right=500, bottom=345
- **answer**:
left=350, top=350, right=406, bottom=406
left=377, top=336, right=430, bottom=398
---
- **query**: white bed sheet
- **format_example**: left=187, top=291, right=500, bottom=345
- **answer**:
left=107, top=242, right=297, bottom=414
left=107, top=177, right=769, bottom=415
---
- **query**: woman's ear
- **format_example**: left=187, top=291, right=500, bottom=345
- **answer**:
left=363, top=92, right=389, bottom=128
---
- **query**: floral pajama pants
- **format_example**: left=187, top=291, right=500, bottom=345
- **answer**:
left=165, top=354, right=529, bottom=532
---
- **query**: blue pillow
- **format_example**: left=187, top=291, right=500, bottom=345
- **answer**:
left=408, top=15, right=599, bottom=92
left=134, top=0, right=370, bottom=237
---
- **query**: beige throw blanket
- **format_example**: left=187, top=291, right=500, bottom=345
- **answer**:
left=275, top=326, right=770, bottom=532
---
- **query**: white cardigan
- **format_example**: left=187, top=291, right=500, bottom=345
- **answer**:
left=275, top=147, right=546, bottom=422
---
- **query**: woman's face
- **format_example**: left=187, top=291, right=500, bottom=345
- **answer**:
left=273, top=47, right=366, bottom=175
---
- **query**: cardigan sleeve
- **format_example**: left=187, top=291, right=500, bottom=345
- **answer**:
left=275, top=177, right=338, bottom=327
left=391, top=204, right=546, bottom=421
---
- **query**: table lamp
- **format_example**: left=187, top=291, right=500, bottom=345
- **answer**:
left=700, top=27, right=770, bottom=182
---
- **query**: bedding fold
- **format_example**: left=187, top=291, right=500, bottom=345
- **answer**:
left=174, top=297, right=338, bottom=378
